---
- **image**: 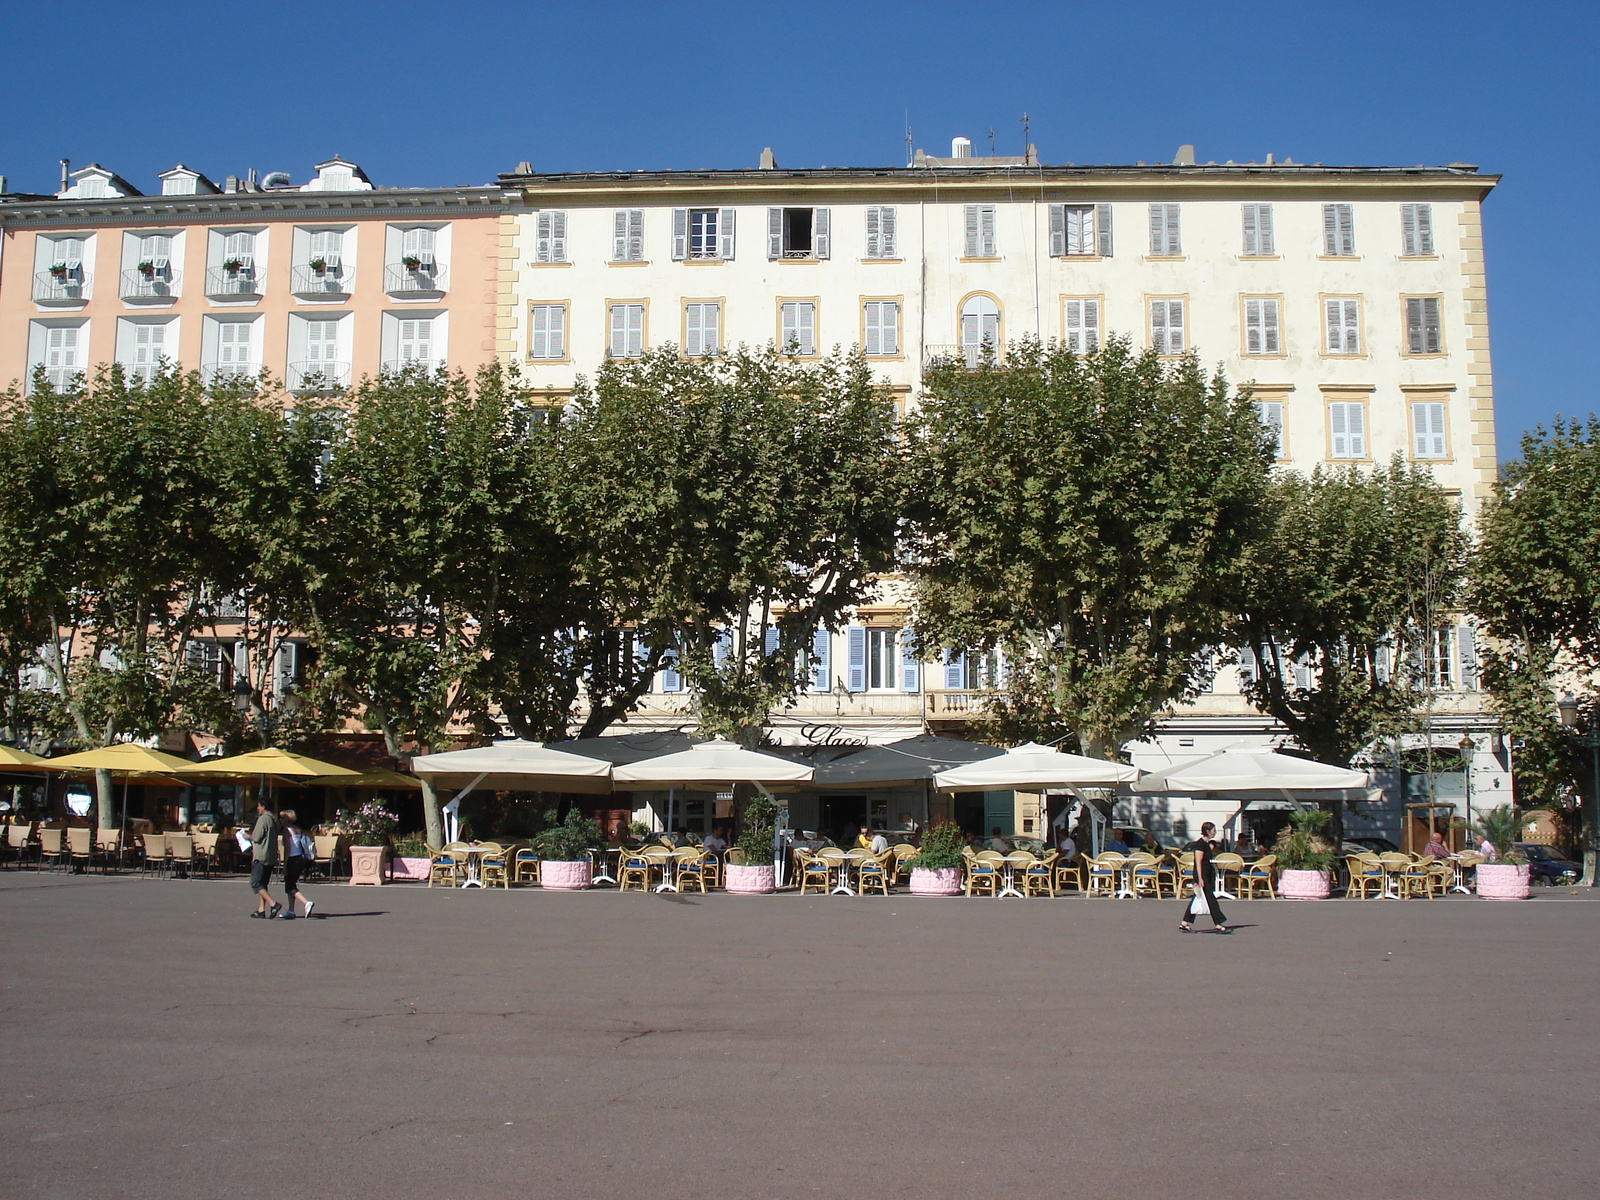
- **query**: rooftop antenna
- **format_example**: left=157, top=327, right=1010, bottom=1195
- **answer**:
left=987, top=127, right=997, bottom=154
left=904, top=111, right=914, bottom=167
left=1020, top=111, right=1031, bottom=154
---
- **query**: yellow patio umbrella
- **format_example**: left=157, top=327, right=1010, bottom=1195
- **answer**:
left=0, top=745, right=53, bottom=772
left=48, top=743, right=200, bottom=833
left=303, top=767, right=422, bottom=790
left=173, top=748, right=363, bottom=781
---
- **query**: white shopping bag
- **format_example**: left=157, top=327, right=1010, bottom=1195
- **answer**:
left=1188, top=889, right=1208, bottom=916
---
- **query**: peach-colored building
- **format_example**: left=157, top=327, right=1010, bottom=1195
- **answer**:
left=0, top=158, right=515, bottom=392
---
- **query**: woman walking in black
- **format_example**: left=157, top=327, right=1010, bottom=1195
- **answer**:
left=1179, top=821, right=1231, bottom=934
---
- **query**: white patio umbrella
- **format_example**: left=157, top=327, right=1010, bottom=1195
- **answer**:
left=411, top=741, right=615, bottom=842
left=933, top=742, right=1138, bottom=790
left=1129, top=744, right=1367, bottom=794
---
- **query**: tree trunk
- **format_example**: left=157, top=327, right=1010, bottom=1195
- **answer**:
left=419, top=776, right=444, bottom=851
left=94, top=768, right=117, bottom=831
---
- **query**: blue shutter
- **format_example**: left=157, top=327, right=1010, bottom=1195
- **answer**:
left=944, top=651, right=965, bottom=690
left=899, top=631, right=920, bottom=692
left=713, top=630, right=730, bottom=671
left=764, top=626, right=780, bottom=658
left=846, top=627, right=867, bottom=693
left=810, top=627, right=830, bottom=691
left=659, top=646, right=681, bottom=693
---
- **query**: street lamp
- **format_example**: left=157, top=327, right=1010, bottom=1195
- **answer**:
left=1458, top=734, right=1475, bottom=836
left=1556, top=693, right=1600, bottom=887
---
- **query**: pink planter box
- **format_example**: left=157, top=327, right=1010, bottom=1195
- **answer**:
left=1476, top=862, right=1531, bottom=900
left=910, top=866, right=962, bottom=896
left=1279, top=868, right=1331, bottom=899
left=390, top=856, right=430, bottom=881
left=540, top=859, right=592, bottom=890
left=724, top=864, right=775, bottom=894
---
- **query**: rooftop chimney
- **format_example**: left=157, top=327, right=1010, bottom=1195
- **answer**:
left=59, top=159, right=70, bottom=191
left=951, top=136, right=972, bottom=159
left=759, top=146, right=776, bottom=170
left=1173, top=144, right=1195, bottom=165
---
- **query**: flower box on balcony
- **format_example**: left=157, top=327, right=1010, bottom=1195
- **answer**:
left=49, top=264, right=69, bottom=277
left=308, top=258, right=327, bottom=273
left=137, top=261, right=156, bottom=275
left=401, top=255, right=423, bottom=271
left=223, top=259, right=245, bottom=273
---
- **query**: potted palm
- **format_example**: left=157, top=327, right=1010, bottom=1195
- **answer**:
left=334, top=801, right=398, bottom=886
left=907, top=819, right=965, bottom=896
left=1473, top=805, right=1531, bottom=899
left=536, top=809, right=601, bottom=890
left=725, top=794, right=777, bottom=894
left=1275, top=808, right=1334, bottom=899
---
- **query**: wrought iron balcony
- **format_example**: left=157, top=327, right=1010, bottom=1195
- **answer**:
left=923, top=344, right=995, bottom=371
left=290, top=263, right=353, bottom=297
left=33, top=366, right=81, bottom=391
left=288, top=360, right=351, bottom=393
left=205, top=266, right=262, bottom=298
left=201, top=362, right=263, bottom=389
left=380, top=358, right=442, bottom=374
left=383, top=261, right=447, bottom=296
left=33, top=271, right=90, bottom=303
left=120, top=269, right=180, bottom=301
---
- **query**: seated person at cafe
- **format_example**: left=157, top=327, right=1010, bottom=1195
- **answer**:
left=1422, top=829, right=1451, bottom=859
left=855, top=825, right=874, bottom=849
left=1056, top=830, right=1077, bottom=859
left=702, top=826, right=728, bottom=855
left=987, top=826, right=1013, bottom=852
left=868, top=829, right=889, bottom=854
left=1103, top=830, right=1130, bottom=854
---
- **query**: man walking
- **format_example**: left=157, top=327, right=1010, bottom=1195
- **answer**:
left=248, top=799, right=281, bottom=919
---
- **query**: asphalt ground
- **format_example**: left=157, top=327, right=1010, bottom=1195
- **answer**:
left=1, top=870, right=1596, bottom=1200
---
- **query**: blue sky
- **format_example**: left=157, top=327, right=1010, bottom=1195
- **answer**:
left=2, top=0, right=1593, bottom=458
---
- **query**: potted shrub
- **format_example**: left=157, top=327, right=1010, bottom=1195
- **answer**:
left=537, top=809, right=601, bottom=890
left=389, top=832, right=431, bottom=882
left=49, top=263, right=70, bottom=278
left=333, top=801, right=398, bottom=886
left=1473, top=805, right=1531, bottom=900
left=1275, top=808, right=1334, bottom=899
left=308, top=256, right=327, bottom=273
left=401, top=254, right=423, bottom=271
left=223, top=257, right=246, bottom=274
left=906, top=819, right=965, bottom=896
left=725, top=794, right=777, bottom=894
left=137, top=260, right=156, bottom=275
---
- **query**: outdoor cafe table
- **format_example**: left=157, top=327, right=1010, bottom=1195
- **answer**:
left=831, top=849, right=874, bottom=896
left=998, top=851, right=1034, bottom=898
left=450, top=843, right=495, bottom=888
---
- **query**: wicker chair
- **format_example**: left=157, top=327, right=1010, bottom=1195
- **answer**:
left=857, top=851, right=892, bottom=896
left=427, top=844, right=465, bottom=888
left=674, top=849, right=711, bottom=894
left=1054, top=854, right=1085, bottom=894
left=1153, top=854, right=1180, bottom=899
left=616, top=851, right=652, bottom=892
left=1399, top=857, right=1435, bottom=899
left=478, top=843, right=510, bottom=889
left=1023, top=849, right=1060, bottom=897
left=1086, top=852, right=1124, bottom=897
left=889, top=843, right=919, bottom=886
left=797, top=853, right=831, bottom=896
left=966, top=851, right=1004, bottom=898
left=513, top=846, right=542, bottom=886
left=1345, top=854, right=1384, bottom=899
left=1129, top=852, right=1162, bottom=899
left=1238, top=854, right=1278, bottom=899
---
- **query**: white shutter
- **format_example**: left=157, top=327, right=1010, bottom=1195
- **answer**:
left=613, top=211, right=630, bottom=261
left=812, top=207, right=830, bottom=259
left=767, top=208, right=783, bottom=260
left=224, top=232, right=254, bottom=267
left=717, top=207, right=736, bottom=259
left=1241, top=204, right=1259, bottom=255
left=306, top=319, right=339, bottom=364
left=1326, top=298, right=1360, bottom=354
left=46, top=325, right=80, bottom=369
left=1254, top=400, right=1284, bottom=458
left=142, top=234, right=172, bottom=268
left=703, top=303, right=719, bottom=355
left=964, top=205, right=980, bottom=257
left=550, top=211, right=567, bottom=262
left=1064, top=299, right=1099, bottom=354
left=57, top=237, right=84, bottom=270
left=864, top=301, right=897, bottom=356
left=865, top=207, right=882, bottom=258
left=877, top=206, right=896, bottom=257
left=1323, top=203, right=1354, bottom=255
left=1165, top=204, right=1181, bottom=254
left=1049, top=204, right=1066, bottom=256
left=979, top=205, right=995, bottom=256
left=685, top=303, right=718, bottom=356
left=626, top=209, right=643, bottom=260
left=1245, top=299, right=1279, bottom=354
left=609, top=304, right=643, bottom=357
left=403, top=227, right=436, bottom=264
left=1245, top=299, right=1263, bottom=355
left=1402, top=203, right=1434, bottom=255
left=535, top=211, right=553, bottom=262
left=863, top=302, right=881, bottom=356
left=1243, top=204, right=1273, bottom=255
left=672, top=209, right=688, bottom=260
left=399, top=318, right=433, bottom=364
left=781, top=302, right=814, bottom=355
left=1412, top=401, right=1447, bottom=458
left=1095, top=204, right=1113, bottom=255
left=310, top=230, right=341, bottom=268
left=900, top=630, right=920, bottom=692
left=1151, top=299, right=1183, bottom=353
left=1330, top=402, right=1365, bottom=458
left=218, top=321, right=251, bottom=365
left=530, top=304, right=564, bottom=359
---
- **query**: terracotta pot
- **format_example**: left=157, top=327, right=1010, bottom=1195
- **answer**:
left=1278, top=868, right=1331, bottom=899
left=910, top=866, right=963, bottom=896
left=540, top=859, right=592, bottom=890
left=1475, top=862, right=1531, bottom=900
left=348, top=845, right=387, bottom=886
left=724, top=863, right=775, bottom=894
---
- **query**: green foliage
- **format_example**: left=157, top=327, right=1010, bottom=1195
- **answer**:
left=1232, top=459, right=1468, bottom=771
left=1474, top=804, right=1528, bottom=864
left=735, top=791, right=778, bottom=862
left=390, top=832, right=430, bottom=859
left=907, top=819, right=966, bottom=870
left=538, top=808, right=602, bottom=861
left=905, top=336, right=1273, bottom=757
left=332, top=801, right=399, bottom=845
left=1275, top=808, right=1335, bottom=872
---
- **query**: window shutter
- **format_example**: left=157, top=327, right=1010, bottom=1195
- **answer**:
left=1237, top=645, right=1258, bottom=685
left=1293, top=654, right=1314, bottom=690
left=1325, top=299, right=1342, bottom=353
left=878, top=205, right=896, bottom=257
left=980, top=206, right=996, bottom=256
left=879, top=301, right=898, bottom=354
left=1095, top=203, right=1113, bottom=255
left=717, top=208, right=736, bottom=259
left=1151, top=301, right=1167, bottom=352
left=1149, top=204, right=1165, bottom=254
left=1241, top=204, right=1258, bottom=255
left=224, top=232, right=254, bottom=266
left=672, top=209, right=688, bottom=260
left=613, top=211, right=629, bottom=261
left=1257, top=204, right=1275, bottom=255
left=811, top=627, right=831, bottom=691
left=781, top=302, right=798, bottom=352
left=628, top=305, right=643, bottom=357
left=1412, top=204, right=1433, bottom=254
left=535, top=211, right=552, bottom=262
left=813, top=207, right=829, bottom=259
left=551, top=211, right=567, bottom=262
left=864, top=302, right=882, bottom=356
left=1245, top=299, right=1262, bottom=355
left=1330, top=403, right=1348, bottom=457
left=964, top=205, right=982, bottom=256
left=1338, top=204, right=1354, bottom=254
left=767, top=208, right=783, bottom=260
left=899, top=631, right=920, bottom=692
left=626, top=209, right=643, bottom=260
left=943, top=651, right=964, bottom=690
left=530, top=306, right=549, bottom=359
left=610, top=305, right=626, bottom=356
left=1401, top=204, right=1418, bottom=255
left=1257, top=299, right=1279, bottom=353
left=1455, top=624, right=1476, bottom=690
left=1165, top=205, right=1181, bottom=255
left=799, top=302, right=815, bottom=354
left=865, top=207, right=881, bottom=258
left=1406, top=298, right=1441, bottom=354
left=1322, top=204, right=1338, bottom=254
left=1413, top=400, right=1447, bottom=458
left=763, top=627, right=780, bottom=659
left=1323, top=203, right=1354, bottom=255
left=1049, top=204, right=1066, bottom=256
left=685, top=304, right=703, bottom=357
left=1347, top=403, right=1366, bottom=456
left=659, top=647, right=681, bottom=693
left=846, top=626, right=866, bottom=692
left=1082, top=298, right=1099, bottom=352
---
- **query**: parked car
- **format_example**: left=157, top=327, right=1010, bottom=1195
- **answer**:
left=1346, top=836, right=1399, bottom=854
left=1513, top=843, right=1581, bottom=884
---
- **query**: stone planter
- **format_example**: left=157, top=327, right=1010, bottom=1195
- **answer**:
left=1278, top=868, right=1331, bottom=899
left=909, top=866, right=963, bottom=896
left=724, top=863, right=775, bottom=894
left=348, top=845, right=387, bottom=886
left=1475, top=862, right=1531, bottom=900
left=390, top=855, right=430, bottom=882
left=539, top=859, right=592, bottom=890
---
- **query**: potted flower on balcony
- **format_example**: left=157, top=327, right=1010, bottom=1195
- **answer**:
left=906, top=819, right=965, bottom=896
left=401, top=254, right=423, bottom=271
left=137, top=260, right=156, bottom=275
left=1473, top=805, right=1531, bottom=899
left=308, top=257, right=328, bottom=273
left=1275, top=808, right=1335, bottom=899
left=223, top=257, right=246, bottom=274
left=49, top=263, right=70, bottom=278
left=333, top=801, right=399, bottom=886
left=536, top=808, right=602, bottom=890
left=725, top=793, right=778, bottom=894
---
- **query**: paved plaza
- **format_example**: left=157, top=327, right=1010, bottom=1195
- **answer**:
left=2, top=871, right=1596, bottom=1199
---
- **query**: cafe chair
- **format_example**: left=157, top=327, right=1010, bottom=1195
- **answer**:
left=1023, top=849, right=1059, bottom=897
left=858, top=852, right=892, bottom=896
left=167, top=833, right=197, bottom=879
left=38, top=827, right=68, bottom=872
left=4, top=822, right=37, bottom=869
left=617, top=851, right=653, bottom=892
left=479, top=843, right=511, bottom=889
left=1399, top=858, right=1435, bottom=899
left=1129, top=853, right=1162, bottom=898
left=67, top=826, right=94, bottom=873
left=427, top=845, right=464, bottom=888
left=1054, top=854, right=1085, bottom=894
left=798, top=853, right=832, bottom=896
left=1211, top=852, right=1245, bottom=896
left=1238, top=854, right=1277, bottom=899
left=513, top=846, right=542, bottom=886
left=138, top=831, right=167, bottom=877
left=1344, top=854, right=1384, bottom=898
left=1086, top=852, right=1124, bottom=898
left=674, top=849, right=711, bottom=894
left=1154, top=854, right=1180, bottom=899
left=311, top=835, right=343, bottom=881
left=966, top=851, right=1003, bottom=898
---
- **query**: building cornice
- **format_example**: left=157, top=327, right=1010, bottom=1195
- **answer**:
left=0, top=187, right=516, bottom=228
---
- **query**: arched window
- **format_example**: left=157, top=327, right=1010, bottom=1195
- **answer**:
left=959, top=295, right=1000, bottom=366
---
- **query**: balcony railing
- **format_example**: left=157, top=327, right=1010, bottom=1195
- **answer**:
left=288, top=360, right=351, bottom=393
left=120, top=269, right=180, bottom=300
left=33, top=366, right=81, bottom=391
left=925, top=689, right=987, bottom=716
left=290, top=264, right=353, bottom=297
left=33, top=271, right=89, bottom=303
left=205, top=266, right=262, bottom=298
left=383, top=262, right=447, bottom=296
left=923, top=344, right=996, bottom=371
left=380, top=357, right=442, bottom=374
left=201, top=362, right=263, bottom=389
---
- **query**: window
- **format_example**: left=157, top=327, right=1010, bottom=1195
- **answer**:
left=1241, top=203, right=1275, bottom=255
left=307, top=229, right=343, bottom=268
left=1243, top=297, right=1280, bottom=355
left=1149, top=298, right=1185, bottom=354
left=806, top=628, right=831, bottom=692
left=608, top=303, right=645, bottom=357
left=401, top=227, right=437, bottom=266
left=779, top=301, right=816, bottom=356
left=943, top=648, right=1002, bottom=691
left=137, top=233, right=173, bottom=273
left=959, top=295, right=1000, bottom=365
left=767, top=207, right=830, bottom=259
left=1328, top=400, right=1366, bottom=459
left=1324, top=298, right=1362, bottom=354
left=673, top=207, right=736, bottom=260
left=305, top=319, right=340, bottom=367
left=863, top=300, right=899, bottom=356
left=1062, top=298, right=1100, bottom=354
left=1253, top=400, right=1285, bottom=459
left=529, top=304, right=566, bottom=359
left=963, top=204, right=996, bottom=257
left=1148, top=204, right=1182, bottom=255
left=223, top=231, right=256, bottom=268
left=1405, top=296, right=1443, bottom=354
left=31, top=322, right=84, bottom=389
left=186, top=640, right=236, bottom=689
left=1400, top=204, right=1434, bottom=255
left=204, top=317, right=258, bottom=383
left=397, top=318, right=434, bottom=367
left=864, top=207, right=897, bottom=258
left=860, top=628, right=914, bottom=691
left=1322, top=203, right=1355, bottom=255
left=684, top=302, right=720, bottom=356
left=119, top=319, right=171, bottom=383
left=612, top=210, right=644, bottom=261
left=49, top=236, right=86, bottom=274
left=1411, top=400, right=1448, bottom=459
left=216, top=321, right=253, bottom=365
left=534, top=211, right=568, bottom=263
left=1049, top=204, right=1112, bottom=256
